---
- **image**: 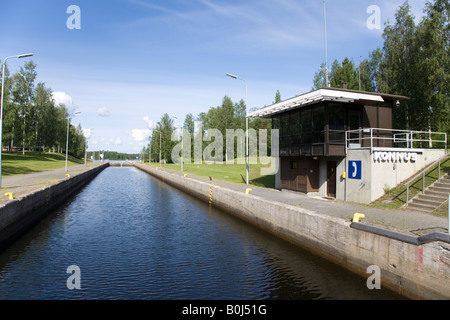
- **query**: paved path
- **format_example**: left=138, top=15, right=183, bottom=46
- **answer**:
left=1, top=162, right=448, bottom=236
left=0, top=162, right=104, bottom=204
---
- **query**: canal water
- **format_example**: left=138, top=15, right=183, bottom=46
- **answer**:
left=0, top=167, right=404, bottom=300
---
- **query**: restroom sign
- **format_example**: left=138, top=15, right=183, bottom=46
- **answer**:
left=348, top=161, right=362, bottom=179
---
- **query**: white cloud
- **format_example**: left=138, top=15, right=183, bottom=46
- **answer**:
left=83, top=128, right=93, bottom=139
left=52, top=91, right=74, bottom=110
left=131, top=129, right=151, bottom=142
left=97, top=107, right=111, bottom=117
left=143, top=116, right=154, bottom=129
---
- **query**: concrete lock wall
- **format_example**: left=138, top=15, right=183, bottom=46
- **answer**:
left=135, top=163, right=450, bottom=299
left=343, top=149, right=446, bottom=204
left=0, top=163, right=108, bottom=253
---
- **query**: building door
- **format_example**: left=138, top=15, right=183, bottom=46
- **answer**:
left=327, top=161, right=336, bottom=198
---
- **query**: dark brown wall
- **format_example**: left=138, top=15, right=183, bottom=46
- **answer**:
left=280, top=157, right=319, bottom=193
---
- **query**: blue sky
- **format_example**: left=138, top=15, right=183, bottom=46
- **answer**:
left=0, top=0, right=427, bottom=153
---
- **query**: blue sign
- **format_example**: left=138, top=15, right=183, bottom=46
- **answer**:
left=348, top=161, right=362, bottom=179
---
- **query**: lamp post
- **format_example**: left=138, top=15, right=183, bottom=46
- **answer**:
left=0, top=53, right=33, bottom=188
left=172, top=116, right=183, bottom=172
left=65, top=111, right=81, bottom=172
left=226, top=73, right=249, bottom=185
left=152, top=129, right=162, bottom=167
left=84, top=128, right=94, bottom=167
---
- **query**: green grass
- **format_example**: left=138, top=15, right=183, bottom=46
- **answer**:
left=1, top=152, right=86, bottom=177
left=153, top=158, right=276, bottom=189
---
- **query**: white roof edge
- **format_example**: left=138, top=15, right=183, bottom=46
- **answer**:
left=247, top=88, right=385, bottom=118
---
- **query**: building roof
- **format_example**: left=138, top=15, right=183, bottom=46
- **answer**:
left=247, top=87, right=410, bottom=119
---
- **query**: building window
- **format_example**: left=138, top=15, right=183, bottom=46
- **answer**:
left=290, top=161, right=297, bottom=170
left=300, top=109, right=312, bottom=144
left=328, top=104, right=345, bottom=144
left=312, top=106, right=325, bottom=143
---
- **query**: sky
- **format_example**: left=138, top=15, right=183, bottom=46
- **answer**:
left=0, top=0, right=428, bottom=154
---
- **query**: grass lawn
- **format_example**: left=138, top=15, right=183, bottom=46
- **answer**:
left=153, top=158, right=276, bottom=189
left=1, top=152, right=86, bottom=177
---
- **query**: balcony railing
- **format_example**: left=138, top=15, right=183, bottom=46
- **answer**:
left=345, top=128, right=447, bottom=154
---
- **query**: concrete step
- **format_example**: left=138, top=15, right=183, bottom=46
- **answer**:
left=434, top=182, right=450, bottom=189
left=408, top=202, right=435, bottom=212
left=429, top=185, right=450, bottom=194
left=423, top=189, right=448, bottom=199
left=418, top=194, right=447, bottom=202
left=412, top=198, right=440, bottom=208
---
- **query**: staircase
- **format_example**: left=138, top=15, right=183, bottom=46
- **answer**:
left=408, top=173, right=450, bottom=212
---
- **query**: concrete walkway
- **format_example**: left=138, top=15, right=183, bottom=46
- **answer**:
left=0, top=162, right=104, bottom=204
left=1, top=162, right=448, bottom=236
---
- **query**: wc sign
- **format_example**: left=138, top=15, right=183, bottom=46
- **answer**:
left=348, top=161, right=362, bottom=179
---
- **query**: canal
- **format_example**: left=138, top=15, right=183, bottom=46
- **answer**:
left=0, top=166, right=404, bottom=300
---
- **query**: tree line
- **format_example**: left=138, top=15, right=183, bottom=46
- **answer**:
left=146, top=92, right=279, bottom=164
left=0, top=61, right=86, bottom=158
left=313, top=0, right=448, bottom=134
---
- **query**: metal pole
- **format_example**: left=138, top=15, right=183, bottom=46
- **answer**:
left=226, top=73, right=249, bottom=185
left=324, top=0, right=329, bottom=87
left=245, top=81, right=249, bottom=185
left=422, top=172, right=425, bottom=194
left=65, top=118, right=70, bottom=172
left=0, top=60, right=7, bottom=188
left=159, top=131, right=161, bottom=167
left=181, top=127, right=183, bottom=172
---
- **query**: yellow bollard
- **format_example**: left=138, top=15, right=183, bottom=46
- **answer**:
left=352, top=213, right=365, bottom=222
left=5, top=192, right=14, bottom=200
left=245, top=188, right=252, bottom=194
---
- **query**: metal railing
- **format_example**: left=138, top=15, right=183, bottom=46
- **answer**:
left=345, top=128, right=447, bottom=154
left=404, top=152, right=450, bottom=204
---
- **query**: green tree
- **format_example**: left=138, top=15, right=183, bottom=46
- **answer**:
left=33, top=83, right=57, bottom=150
left=414, top=0, right=449, bottom=134
left=11, top=61, right=37, bottom=154
left=312, top=62, right=329, bottom=89
left=153, top=113, right=175, bottom=163
left=329, top=57, right=359, bottom=89
left=183, top=113, right=195, bottom=162
left=381, top=1, right=417, bottom=129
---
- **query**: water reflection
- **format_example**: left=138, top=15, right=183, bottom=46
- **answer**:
left=0, top=167, right=404, bottom=300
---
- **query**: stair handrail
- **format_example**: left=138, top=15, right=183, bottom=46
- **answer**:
left=404, top=151, right=450, bottom=205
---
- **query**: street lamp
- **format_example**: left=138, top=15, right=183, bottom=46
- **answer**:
left=172, top=116, right=183, bottom=172
left=83, top=128, right=94, bottom=167
left=152, top=129, right=162, bottom=167
left=0, top=53, right=34, bottom=188
left=226, top=73, right=249, bottom=185
left=65, top=111, right=81, bottom=172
